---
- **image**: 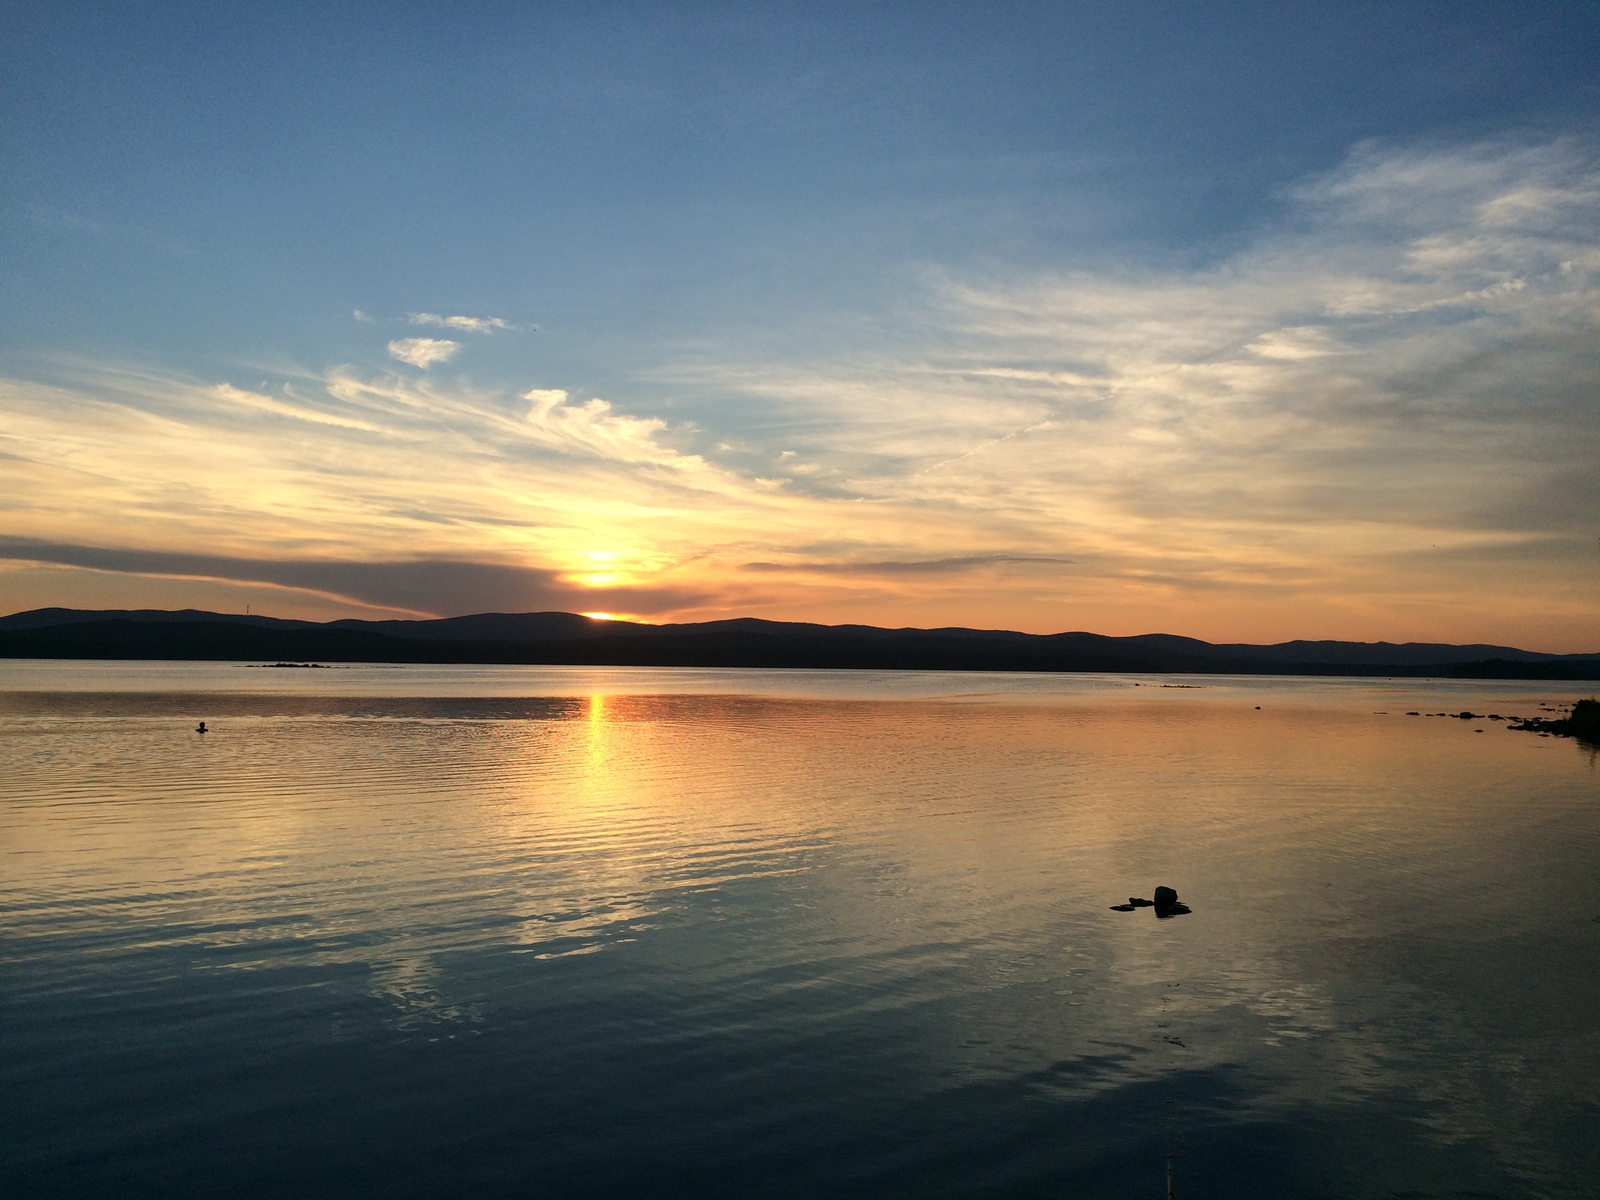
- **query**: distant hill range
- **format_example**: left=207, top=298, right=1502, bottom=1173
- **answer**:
left=2, top=607, right=1598, bottom=679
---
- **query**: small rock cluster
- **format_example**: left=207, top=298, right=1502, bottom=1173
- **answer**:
left=1508, top=698, right=1600, bottom=743
left=1110, top=885, right=1191, bottom=918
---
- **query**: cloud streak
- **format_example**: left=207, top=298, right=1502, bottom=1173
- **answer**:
left=648, top=137, right=1600, bottom=643
left=2, top=138, right=1597, bottom=645
left=387, top=338, right=461, bottom=368
left=0, top=360, right=798, bottom=621
left=742, top=555, right=1075, bottom=576
left=522, top=389, right=702, bottom=467
left=0, top=537, right=707, bottom=618
left=408, top=313, right=519, bottom=334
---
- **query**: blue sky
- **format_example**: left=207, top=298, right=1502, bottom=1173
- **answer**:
left=3, top=2, right=1599, bottom=646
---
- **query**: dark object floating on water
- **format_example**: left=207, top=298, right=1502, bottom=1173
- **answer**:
left=195, top=722, right=207, bottom=734
left=1110, top=887, right=1191, bottom=917
left=1153, top=885, right=1191, bottom=917
left=1508, top=698, right=1600, bottom=745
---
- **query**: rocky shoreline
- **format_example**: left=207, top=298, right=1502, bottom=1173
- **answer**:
left=1396, top=698, right=1598, bottom=743
left=1506, top=698, right=1600, bottom=743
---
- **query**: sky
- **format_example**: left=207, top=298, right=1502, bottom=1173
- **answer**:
left=2, top=2, right=1598, bottom=649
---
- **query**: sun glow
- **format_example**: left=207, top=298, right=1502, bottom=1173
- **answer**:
left=582, top=611, right=617, bottom=621
left=569, top=550, right=630, bottom=589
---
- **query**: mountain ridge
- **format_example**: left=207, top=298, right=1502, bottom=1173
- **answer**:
left=2, top=608, right=1597, bottom=678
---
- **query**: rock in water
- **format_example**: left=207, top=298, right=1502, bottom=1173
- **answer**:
left=1153, top=885, right=1191, bottom=918
left=1112, top=889, right=1191, bottom=915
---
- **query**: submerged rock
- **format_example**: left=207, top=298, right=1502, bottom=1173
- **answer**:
left=1153, top=886, right=1191, bottom=918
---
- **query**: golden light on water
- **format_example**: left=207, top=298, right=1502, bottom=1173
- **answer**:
left=581, top=691, right=617, bottom=801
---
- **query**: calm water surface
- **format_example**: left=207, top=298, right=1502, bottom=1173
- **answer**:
left=3, top=662, right=1598, bottom=1198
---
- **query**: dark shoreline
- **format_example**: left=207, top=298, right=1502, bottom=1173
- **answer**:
left=3, top=609, right=1599, bottom=681
left=1509, top=698, right=1600, bottom=742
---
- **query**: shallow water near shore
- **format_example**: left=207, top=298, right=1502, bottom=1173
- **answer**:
left=3, top=662, right=1598, bottom=1198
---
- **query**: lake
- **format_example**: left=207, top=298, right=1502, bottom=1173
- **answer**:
left=2, top=661, right=1597, bottom=1198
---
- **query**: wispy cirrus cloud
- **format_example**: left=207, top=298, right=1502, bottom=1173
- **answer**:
left=645, top=137, right=1600, bottom=643
left=0, top=360, right=797, bottom=619
left=387, top=337, right=461, bottom=369
left=408, top=312, right=519, bottom=334
left=522, top=389, right=701, bottom=467
left=742, top=555, right=1074, bottom=575
left=2, top=139, right=1598, bottom=643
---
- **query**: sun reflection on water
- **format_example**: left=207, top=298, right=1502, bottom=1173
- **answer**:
left=582, top=691, right=617, bottom=801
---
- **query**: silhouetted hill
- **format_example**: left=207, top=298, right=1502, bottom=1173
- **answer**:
left=324, top=612, right=610, bottom=642
left=2, top=608, right=1597, bottom=679
left=0, top=607, right=321, bottom=631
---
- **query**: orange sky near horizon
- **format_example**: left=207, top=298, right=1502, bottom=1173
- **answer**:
left=3, top=142, right=1598, bottom=652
